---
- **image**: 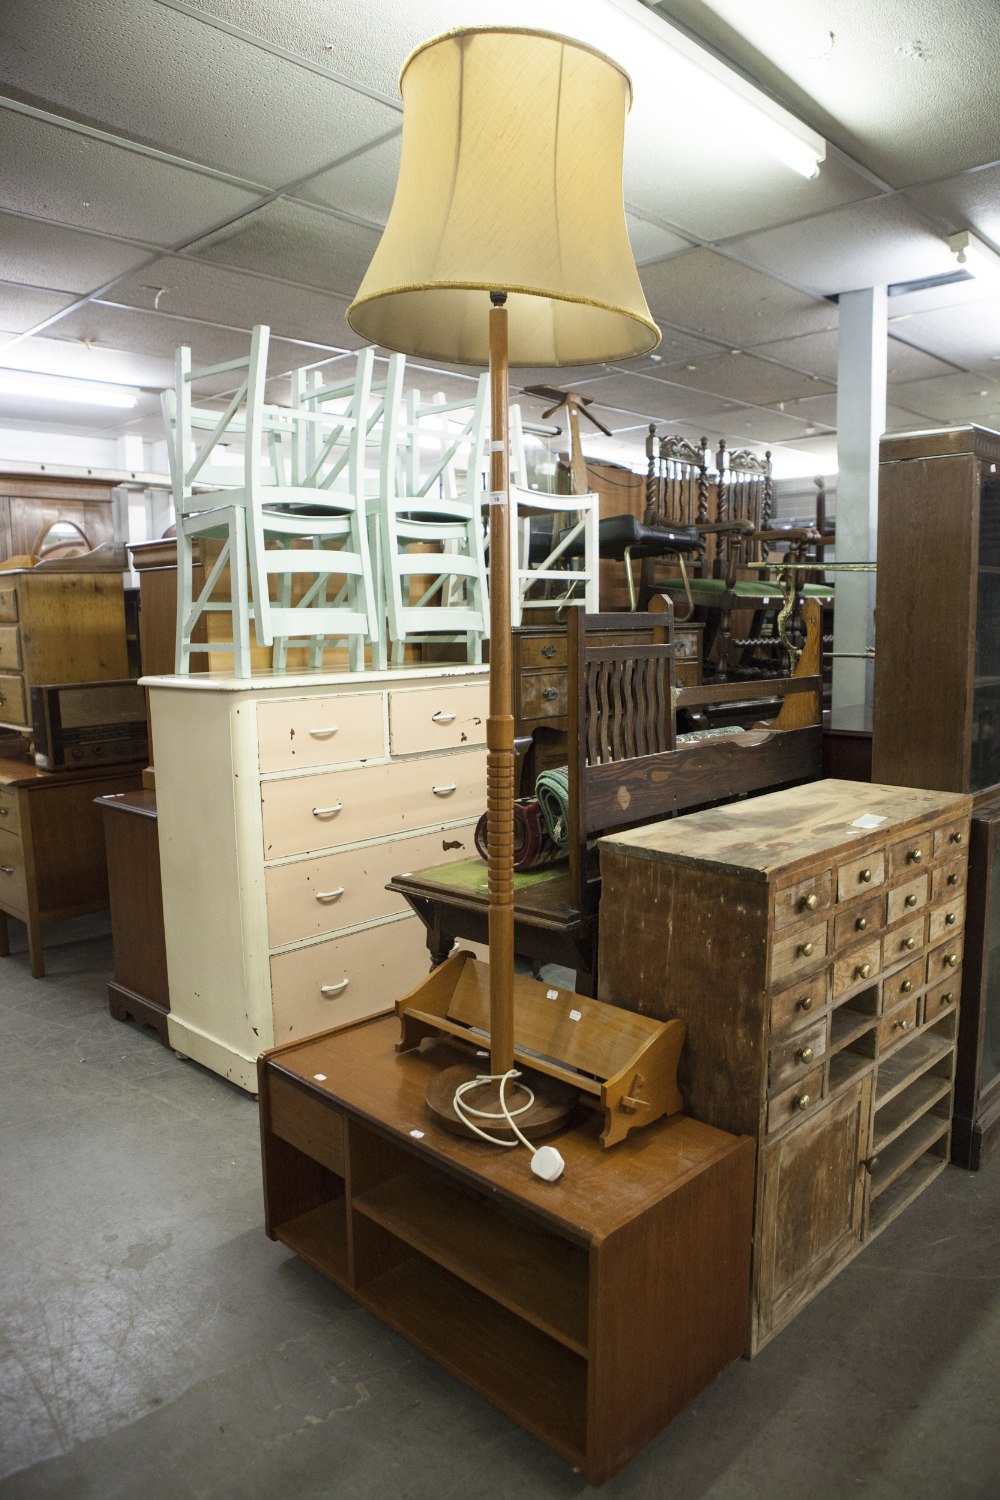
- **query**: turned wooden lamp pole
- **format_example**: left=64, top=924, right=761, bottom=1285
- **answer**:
left=346, top=24, right=659, bottom=1112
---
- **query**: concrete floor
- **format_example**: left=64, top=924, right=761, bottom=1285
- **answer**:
left=1, top=917, right=999, bottom=1500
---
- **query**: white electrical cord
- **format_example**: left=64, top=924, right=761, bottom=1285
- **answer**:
left=452, top=1070, right=566, bottom=1180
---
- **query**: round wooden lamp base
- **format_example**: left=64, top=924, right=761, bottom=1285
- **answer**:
left=425, top=1063, right=578, bottom=1143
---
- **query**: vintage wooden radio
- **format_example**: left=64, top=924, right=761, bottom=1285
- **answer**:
left=30, top=680, right=148, bottom=771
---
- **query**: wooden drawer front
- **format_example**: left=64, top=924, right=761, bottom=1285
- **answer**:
left=883, top=954, right=925, bottom=1011
left=881, top=914, right=926, bottom=969
left=878, top=995, right=920, bottom=1051
left=769, top=1018, right=827, bottom=1093
left=0, top=625, right=21, bottom=672
left=388, top=683, right=489, bottom=755
left=257, top=692, right=386, bottom=773
left=832, top=938, right=881, bottom=999
left=0, top=672, right=28, bottom=726
left=834, top=893, right=884, bottom=949
left=932, top=857, right=966, bottom=901
left=674, top=625, right=702, bottom=662
left=926, top=934, right=964, bottom=986
left=265, top=822, right=478, bottom=948
left=517, top=634, right=566, bottom=670
left=267, top=1073, right=346, bottom=1177
left=518, top=671, right=567, bottom=722
left=0, top=785, right=20, bottom=836
left=0, top=827, right=29, bottom=913
left=933, top=819, right=969, bottom=860
left=836, top=849, right=885, bottom=902
left=769, top=920, right=828, bottom=986
left=270, top=916, right=432, bottom=1041
left=889, top=832, right=932, bottom=876
left=928, top=894, right=966, bottom=945
left=769, top=972, right=830, bottom=1034
left=774, top=869, right=832, bottom=931
left=261, top=750, right=487, bottom=860
left=923, top=976, right=960, bottom=1024
left=886, top=872, right=928, bottom=925
left=0, top=584, right=17, bottom=623
left=766, top=1064, right=825, bottom=1135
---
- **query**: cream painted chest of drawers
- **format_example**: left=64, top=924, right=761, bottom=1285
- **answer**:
left=146, top=666, right=489, bottom=1091
left=598, top=779, right=972, bottom=1355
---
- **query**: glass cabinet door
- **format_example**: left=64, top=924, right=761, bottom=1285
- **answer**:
left=972, top=475, right=1000, bottom=792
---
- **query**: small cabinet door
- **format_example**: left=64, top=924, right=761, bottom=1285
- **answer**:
left=754, top=1073, right=873, bottom=1352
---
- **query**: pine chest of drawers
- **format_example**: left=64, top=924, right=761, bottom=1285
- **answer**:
left=597, top=779, right=972, bottom=1354
left=146, top=666, right=489, bottom=1091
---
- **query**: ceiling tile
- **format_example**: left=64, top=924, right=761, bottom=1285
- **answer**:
left=295, top=134, right=401, bottom=226
left=625, top=215, right=693, bottom=267
left=0, top=0, right=402, bottom=187
left=640, top=249, right=836, bottom=344
left=745, top=327, right=958, bottom=384
left=699, top=405, right=834, bottom=445
left=0, top=108, right=266, bottom=246
left=564, top=371, right=734, bottom=423
left=879, top=372, right=1000, bottom=424
left=887, top=299, right=1000, bottom=374
left=787, top=391, right=954, bottom=429
left=0, top=286, right=80, bottom=334
left=661, top=352, right=834, bottom=404
left=0, top=211, right=152, bottom=296
left=903, top=164, right=1000, bottom=249
left=186, top=200, right=382, bottom=299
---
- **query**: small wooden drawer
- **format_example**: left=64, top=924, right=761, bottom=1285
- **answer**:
left=270, top=915, right=432, bottom=1042
left=832, top=938, right=881, bottom=999
left=674, top=624, right=703, bottom=662
left=881, top=914, right=926, bottom=969
left=932, top=857, right=966, bottom=901
left=774, top=869, right=833, bottom=931
left=933, top=819, right=969, bottom=860
left=766, top=1065, right=825, bottom=1135
left=267, top=1073, right=346, bottom=1177
left=0, top=785, right=20, bottom=835
left=265, top=822, right=478, bottom=948
left=769, top=972, right=830, bottom=1034
left=769, top=1017, right=827, bottom=1092
left=518, top=671, right=567, bottom=722
left=889, top=832, right=932, bottom=876
left=883, top=954, right=925, bottom=1011
left=923, top=976, right=960, bottom=1024
left=261, top=749, right=488, bottom=860
left=836, top=849, right=885, bottom=901
left=0, top=672, right=28, bottom=726
left=0, top=625, right=21, bottom=672
left=878, top=995, right=919, bottom=1051
left=388, top=683, right=489, bottom=755
left=517, top=634, right=566, bottom=670
left=769, top=920, right=828, bottom=985
left=926, top=934, right=964, bottom=985
left=928, top=894, right=966, bottom=944
left=834, top=893, right=884, bottom=948
left=886, top=873, right=928, bottom=925
left=0, top=584, right=17, bottom=623
left=257, top=691, right=386, bottom=773
left=0, top=827, right=29, bottom=913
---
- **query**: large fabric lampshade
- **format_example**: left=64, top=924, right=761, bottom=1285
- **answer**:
left=347, top=26, right=660, bottom=367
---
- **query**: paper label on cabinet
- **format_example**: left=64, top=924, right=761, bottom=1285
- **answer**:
left=852, top=813, right=888, bottom=829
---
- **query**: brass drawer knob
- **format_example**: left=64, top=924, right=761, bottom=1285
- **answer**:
left=859, top=868, right=872, bottom=883
left=864, top=1154, right=880, bottom=1174
left=0, top=808, right=7, bottom=816
left=908, top=849, right=924, bottom=863
left=944, top=953, right=959, bottom=967
left=799, top=941, right=815, bottom=957
left=795, top=1093, right=812, bottom=1111
left=947, top=873, right=960, bottom=887
left=942, top=991, right=954, bottom=1004
left=946, top=912, right=957, bottom=926
left=801, top=892, right=819, bottom=911
left=950, top=831, right=963, bottom=845
left=901, top=979, right=913, bottom=993
left=798, top=1046, right=814, bottom=1064
left=904, top=893, right=918, bottom=908
left=856, top=916, right=868, bottom=931
left=903, top=936, right=916, bottom=951
left=893, top=1018, right=911, bottom=1031
left=857, top=962, right=872, bottom=979
left=797, top=995, right=813, bottom=1012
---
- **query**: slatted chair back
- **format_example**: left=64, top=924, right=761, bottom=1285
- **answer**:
left=714, top=441, right=773, bottom=577
left=645, top=428, right=711, bottom=530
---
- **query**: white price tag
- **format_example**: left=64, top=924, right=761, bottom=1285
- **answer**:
left=546, top=989, right=559, bottom=1000
left=569, top=1009, right=582, bottom=1022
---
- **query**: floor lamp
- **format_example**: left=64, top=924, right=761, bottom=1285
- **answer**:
left=347, top=25, right=660, bottom=1142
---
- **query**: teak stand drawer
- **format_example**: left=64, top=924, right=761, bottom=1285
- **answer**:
left=267, top=1072, right=346, bottom=1176
left=257, top=691, right=386, bottom=772
left=388, top=683, right=489, bottom=755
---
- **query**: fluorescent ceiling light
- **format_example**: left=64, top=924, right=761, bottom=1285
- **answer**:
left=948, top=230, right=1000, bottom=288
left=0, top=370, right=140, bottom=408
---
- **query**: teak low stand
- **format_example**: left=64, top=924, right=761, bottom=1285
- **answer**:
left=258, top=1014, right=754, bottom=1485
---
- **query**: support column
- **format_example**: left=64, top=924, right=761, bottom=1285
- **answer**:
left=833, top=286, right=887, bottom=720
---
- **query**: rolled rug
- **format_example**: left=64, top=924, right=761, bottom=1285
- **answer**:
left=474, top=797, right=563, bottom=871
left=535, top=766, right=570, bottom=850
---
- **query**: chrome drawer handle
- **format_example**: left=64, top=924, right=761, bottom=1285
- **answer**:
left=795, top=1093, right=812, bottom=1112
left=908, top=849, right=923, bottom=863
left=308, top=726, right=339, bottom=738
left=433, top=783, right=457, bottom=796
left=541, top=645, right=557, bottom=659
left=801, top=893, right=818, bottom=912
left=312, top=803, right=343, bottom=819
left=0, top=864, right=14, bottom=875
left=859, top=868, right=872, bottom=883
left=904, top=893, right=918, bottom=908
left=945, top=912, right=957, bottom=926
left=320, top=979, right=349, bottom=996
left=315, top=887, right=345, bottom=903
left=431, top=710, right=456, bottom=723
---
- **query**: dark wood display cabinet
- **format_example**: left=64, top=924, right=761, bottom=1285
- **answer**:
left=952, top=791, right=1000, bottom=1167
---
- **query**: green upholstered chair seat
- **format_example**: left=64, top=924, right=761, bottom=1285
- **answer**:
left=684, top=577, right=786, bottom=599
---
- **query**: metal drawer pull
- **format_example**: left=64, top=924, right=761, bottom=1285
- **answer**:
left=308, top=726, right=339, bottom=738
left=542, top=687, right=559, bottom=701
left=541, top=644, right=557, bottom=659
left=0, top=807, right=7, bottom=816
left=312, top=803, right=343, bottom=818
left=904, top=893, right=918, bottom=908
left=799, top=941, right=814, bottom=957
left=859, top=868, right=872, bottom=883
left=901, top=979, right=913, bottom=993
left=798, top=1046, right=814, bottom=1064
left=950, top=831, right=963, bottom=845
left=315, top=888, right=345, bottom=903
left=795, top=1094, right=811, bottom=1111
left=947, top=873, right=959, bottom=886
left=856, top=916, right=868, bottom=931
left=801, top=892, right=818, bottom=911
left=944, top=953, right=959, bottom=967
left=893, top=1017, right=911, bottom=1031
left=857, top=962, right=872, bottom=979
left=798, top=995, right=813, bottom=1012
left=942, top=991, right=954, bottom=1004
left=903, top=936, right=916, bottom=951
left=0, top=864, right=13, bottom=875
left=908, top=848, right=923, bottom=863
left=864, top=1153, right=880, bottom=1174
left=320, top=979, right=349, bottom=997
left=946, top=912, right=957, bottom=926
left=433, top=783, right=457, bottom=796
left=431, top=710, right=456, bottom=723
